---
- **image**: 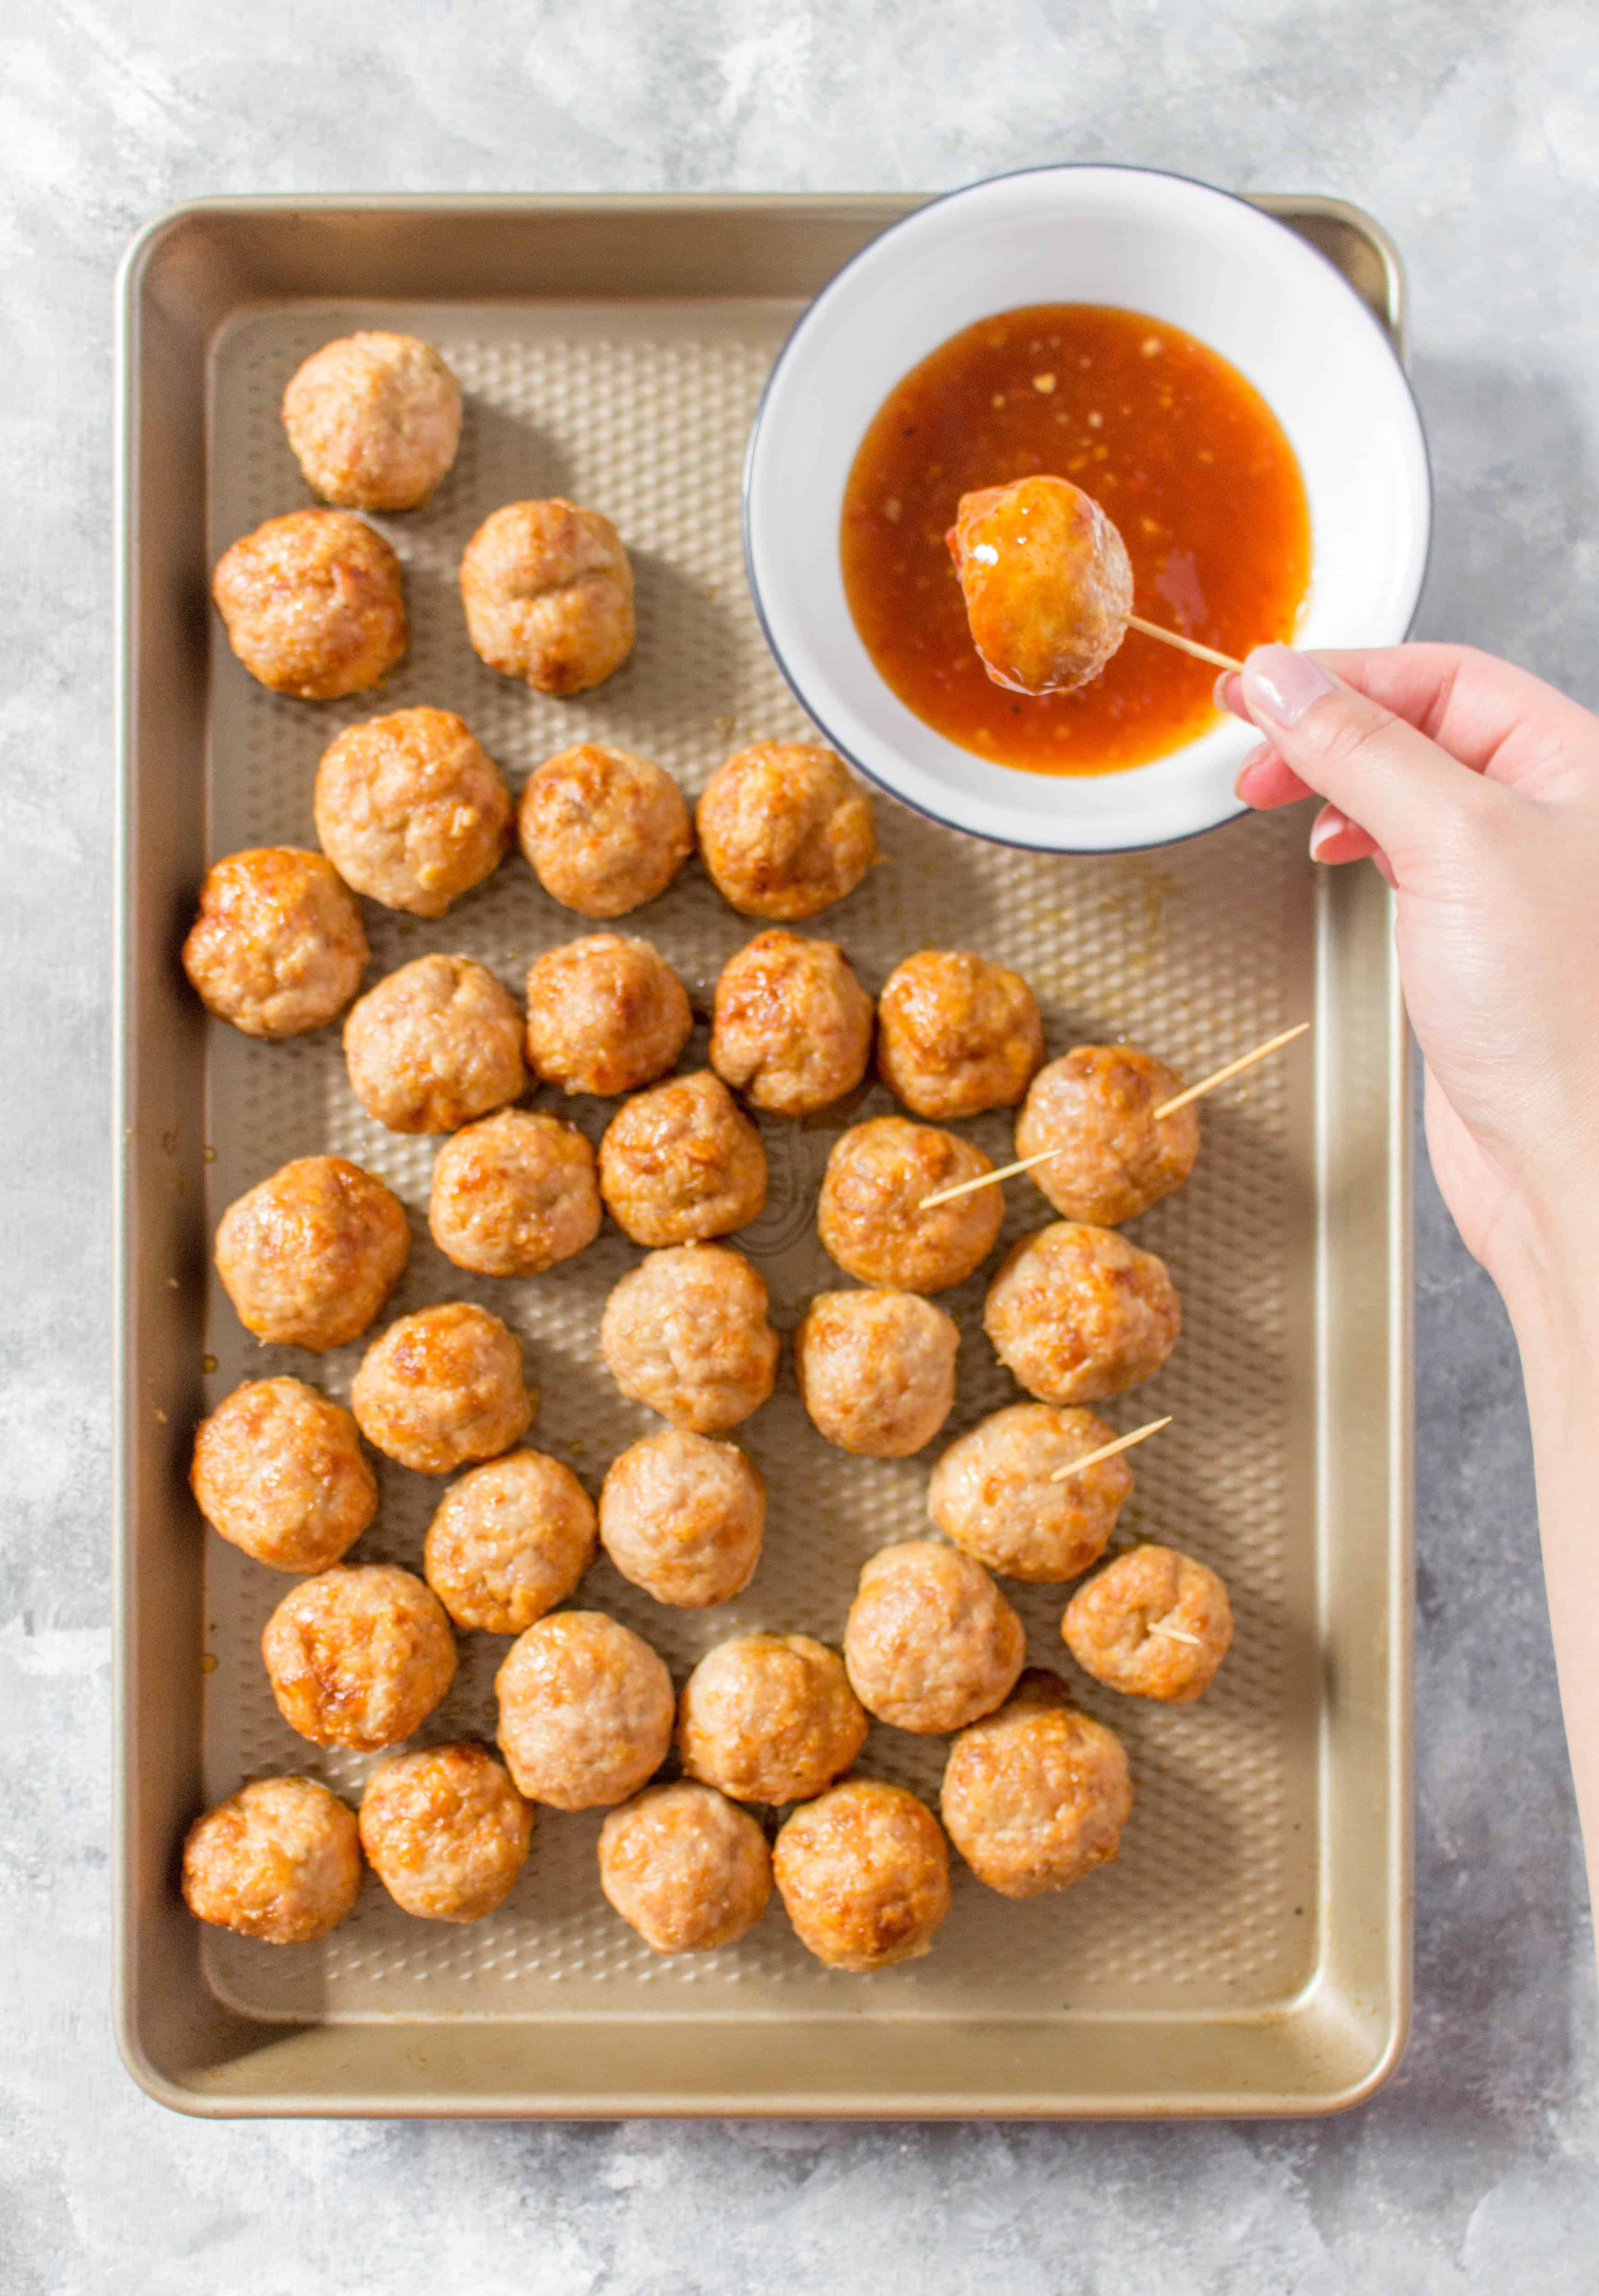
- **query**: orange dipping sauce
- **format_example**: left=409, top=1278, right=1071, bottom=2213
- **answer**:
left=840, top=303, right=1311, bottom=775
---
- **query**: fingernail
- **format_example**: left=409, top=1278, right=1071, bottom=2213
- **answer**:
left=1241, top=645, right=1336, bottom=730
left=1308, top=807, right=1347, bottom=861
left=1233, top=744, right=1271, bottom=800
left=1214, top=671, right=1245, bottom=717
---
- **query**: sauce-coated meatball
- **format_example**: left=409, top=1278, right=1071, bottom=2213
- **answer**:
left=696, top=743, right=876, bottom=920
left=262, top=1563, right=457, bottom=1751
left=424, top=1448, right=596, bottom=1634
left=314, top=706, right=511, bottom=918
left=676, top=1632, right=867, bottom=1806
left=598, top=1070, right=767, bottom=1247
left=525, top=934, right=692, bottom=1098
left=876, top=949, right=1043, bottom=1120
left=358, top=1742, right=532, bottom=1923
left=1062, top=1543, right=1233, bottom=1702
left=599, top=1430, right=764, bottom=1608
left=495, top=1611, right=674, bottom=1809
left=1015, top=1044, right=1199, bottom=1226
left=428, top=1109, right=601, bottom=1277
left=183, top=847, right=368, bottom=1038
left=352, top=1301, right=534, bottom=1474
left=600, top=1245, right=779, bottom=1433
left=181, top=1776, right=361, bottom=1944
left=793, top=1290, right=959, bottom=1458
left=599, top=1780, right=772, bottom=1953
left=773, top=1778, right=951, bottom=1973
left=344, top=953, right=526, bottom=1134
left=214, top=1154, right=409, bottom=1353
left=941, top=1670, right=1132, bottom=1896
left=817, top=1117, right=1002, bottom=1293
left=984, top=1221, right=1180, bottom=1405
left=282, top=331, right=462, bottom=512
left=843, top=1540, right=1024, bottom=1733
left=212, top=510, right=407, bottom=699
left=709, top=930, right=874, bottom=1117
left=460, top=499, right=634, bottom=694
left=926, top=1402, right=1131, bottom=1582
left=948, top=475, right=1133, bottom=695
left=516, top=744, right=693, bottom=918
left=191, top=1376, right=376, bottom=1574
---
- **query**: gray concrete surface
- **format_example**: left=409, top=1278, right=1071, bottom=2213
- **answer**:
left=3, top=3, right=1597, bottom=2288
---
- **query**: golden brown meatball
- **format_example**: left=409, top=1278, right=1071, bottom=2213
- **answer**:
left=516, top=744, right=693, bottom=919
left=598, top=1070, right=767, bottom=1247
left=282, top=331, right=462, bottom=512
left=262, top=1563, right=456, bottom=1751
left=495, top=1610, right=674, bottom=1809
left=876, top=949, right=1043, bottom=1120
left=599, top=1780, right=772, bottom=1953
left=214, top=1155, right=409, bottom=1353
left=181, top=1776, right=361, bottom=1943
left=1015, top=1045, right=1199, bottom=1226
left=940, top=1670, right=1132, bottom=1896
left=600, top=1245, right=779, bottom=1433
left=696, top=742, right=876, bottom=920
left=358, top=1742, right=532, bottom=1923
left=773, top=1778, right=950, bottom=1973
left=793, top=1290, right=959, bottom=1458
left=352, top=1301, right=534, bottom=1474
left=984, top=1221, right=1180, bottom=1405
left=948, top=475, right=1134, bottom=695
left=1062, top=1543, right=1233, bottom=1702
left=926, top=1402, right=1131, bottom=1583
left=525, top=934, right=692, bottom=1098
left=344, top=953, right=526, bottom=1134
left=708, top=930, right=874, bottom=1117
left=676, top=1633, right=867, bottom=1806
left=599, top=1430, right=764, bottom=1608
left=817, top=1117, right=1003, bottom=1293
left=428, top=1109, right=601, bottom=1277
left=190, top=1377, right=376, bottom=1574
left=313, top=707, right=511, bottom=919
left=182, top=847, right=368, bottom=1039
left=843, top=1540, right=1024, bottom=1733
left=460, top=500, right=634, bottom=695
left=424, top=1449, right=596, bottom=1634
left=212, top=510, right=407, bottom=700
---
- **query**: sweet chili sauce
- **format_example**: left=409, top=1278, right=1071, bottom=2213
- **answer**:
left=839, top=303, right=1311, bottom=776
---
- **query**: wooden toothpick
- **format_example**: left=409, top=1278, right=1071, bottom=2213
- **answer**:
left=1048, top=1415, right=1171, bottom=1484
left=1125, top=613, right=1244, bottom=674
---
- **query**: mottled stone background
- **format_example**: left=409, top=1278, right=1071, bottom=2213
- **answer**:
left=3, top=4, right=1596, bottom=2289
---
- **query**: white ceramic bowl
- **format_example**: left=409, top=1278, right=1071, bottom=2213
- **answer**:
left=744, top=165, right=1431, bottom=852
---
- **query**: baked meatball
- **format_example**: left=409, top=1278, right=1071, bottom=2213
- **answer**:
left=344, top=953, right=526, bottom=1133
left=358, top=1742, right=532, bottom=1923
left=517, top=744, right=693, bottom=919
left=843, top=1540, right=1024, bottom=1733
left=460, top=500, right=634, bottom=695
left=876, top=949, right=1044, bottom=1120
left=696, top=742, right=876, bottom=920
left=212, top=510, right=407, bottom=700
left=214, top=1155, right=409, bottom=1353
left=495, top=1611, right=674, bottom=1809
left=314, top=707, right=511, bottom=918
left=773, top=1778, right=951, bottom=1973
left=428, top=1109, right=601, bottom=1277
left=926, top=1402, right=1131, bottom=1583
left=599, top=1780, right=772, bottom=1953
left=708, top=930, right=874, bottom=1117
left=424, top=1449, right=596, bottom=1634
left=676, top=1633, right=868, bottom=1806
left=599, top=1430, right=764, bottom=1608
left=352, top=1301, right=534, bottom=1474
left=190, top=1377, right=376, bottom=1574
left=940, top=1670, right=1132, bottom=1896
left=817, top=1117, right=1003, bottom=1293
left=600, top=1245, right=779, bottom=1433
left=282, top=331, right=463, bottom=512
left=598, top=1070, right=767, bottom=1247
left=182, top=847, right=368, bottom=1038
left=181, top=1776, right=361, bottom=1944
left=262, top=1563, right=457, bottom=1751
left=1062, top=1543, right=1233, bottom=1702
left=984, top=1221, right=1180, bottom=1405
left=793, top=1290, right=959, bottom=1458
left=525, top=934, right=692, bottom=1097
left=948, top=475, right=1134, bottom=695
left=1015, top=1044, right=1199, bottom=1225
